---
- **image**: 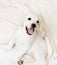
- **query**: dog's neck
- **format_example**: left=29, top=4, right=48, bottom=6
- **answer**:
left=14, top=27, right=37, bottom=45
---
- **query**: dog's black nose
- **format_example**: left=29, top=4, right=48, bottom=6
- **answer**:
left=31, top=23, right=36, bottom=28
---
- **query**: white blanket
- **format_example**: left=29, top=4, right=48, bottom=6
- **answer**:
left=0, top=0, right=25, bottom=43
left=0, top=0, right=57, bottom=65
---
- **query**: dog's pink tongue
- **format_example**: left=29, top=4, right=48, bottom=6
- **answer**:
left=28, top=28, right=33, bottom=35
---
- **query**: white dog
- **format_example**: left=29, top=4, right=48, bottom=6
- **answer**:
left=0, top=7, right=47, bottom=65
left=1, top=12, right=40, bottom=65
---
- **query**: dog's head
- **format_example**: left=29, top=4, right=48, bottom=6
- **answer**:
left=24, top=14, right=40, bottom=35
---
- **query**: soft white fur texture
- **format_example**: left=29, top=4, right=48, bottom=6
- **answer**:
left=0, top=10, right=43, bottom=65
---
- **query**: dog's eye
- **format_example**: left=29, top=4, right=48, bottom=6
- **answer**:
left=28, top=18, right=31, bottom=20
left=37, top=20, right=39, bottom=23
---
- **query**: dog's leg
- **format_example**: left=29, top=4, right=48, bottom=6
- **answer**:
left=17, top=53, right=35, bottom=65
left=6, top=39, right=15, bottom=50
left=17, top=44, right=34, bottom=65
left=17, top=41, right=35, bottom=65
left=18, top=37, right=48, bottom=65
left=17, top=51, right=48, bottom=65
left=5, top=36, right=16, bottom=50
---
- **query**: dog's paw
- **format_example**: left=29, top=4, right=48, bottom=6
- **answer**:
left=17, top=54, right=35, bottom=65
left=17, top=60, right=24, bottom=65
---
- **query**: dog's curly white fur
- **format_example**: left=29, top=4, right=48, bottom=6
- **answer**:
left=5, top=12, right=41, bottom=64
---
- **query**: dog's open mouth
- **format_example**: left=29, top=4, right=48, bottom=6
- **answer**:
left=26, top=26, right=34, bottom=35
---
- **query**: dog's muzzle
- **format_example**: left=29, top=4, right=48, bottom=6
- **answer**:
left=26, top=26, right=34, bottom=35
left=26, top=24, right=36, bottom=35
